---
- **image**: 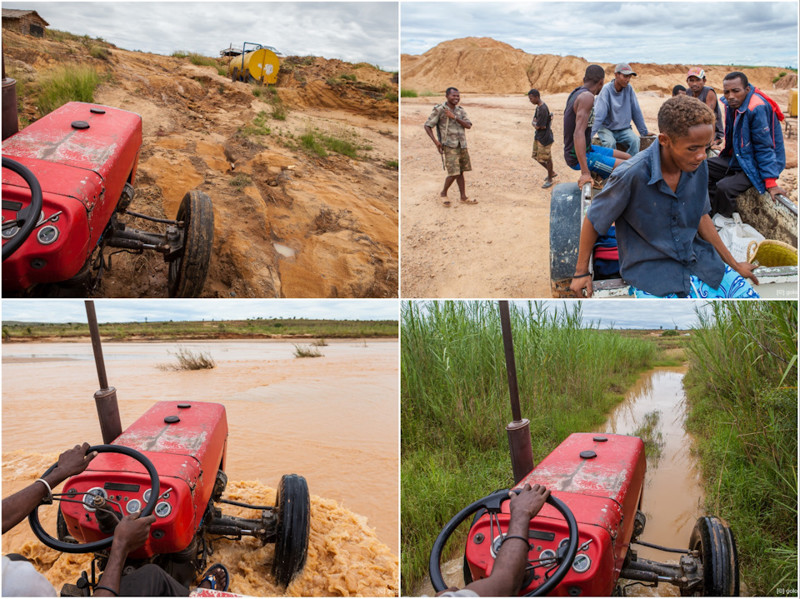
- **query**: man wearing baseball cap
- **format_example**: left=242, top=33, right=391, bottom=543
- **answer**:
left=685, top=67, right=724, bottom=154
left=591, top=63, right=649, bottom=155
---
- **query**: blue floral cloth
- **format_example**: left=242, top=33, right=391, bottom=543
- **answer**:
left=631, top=265, right=760, bottom=298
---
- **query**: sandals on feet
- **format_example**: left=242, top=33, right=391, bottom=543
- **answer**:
left=442, top=199, right=451, bottom=207
left=459, top=198, right=477, bottom=204
left=200, top=563, right=230, bottom=592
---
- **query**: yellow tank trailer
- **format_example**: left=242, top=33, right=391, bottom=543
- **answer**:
left=228, top=43, right=280, bottom=84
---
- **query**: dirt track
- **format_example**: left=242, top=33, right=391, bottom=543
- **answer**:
left=401, top=90, right=797, bottom=298
left=4, top=31, right=398, bottom=298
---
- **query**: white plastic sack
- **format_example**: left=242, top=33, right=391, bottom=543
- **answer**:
left=713, top=213, right=764, bottom=262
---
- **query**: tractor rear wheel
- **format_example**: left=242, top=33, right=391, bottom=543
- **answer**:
left=272, top=474, right=310, bottom=587
left=549, top=182, right=583, bottom=297
left=168, top=190, right=214, bottom=298
left=689, top=516, right=739, bottom=596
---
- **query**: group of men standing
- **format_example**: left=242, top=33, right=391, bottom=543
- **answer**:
left=423, top=62, right=786, bottom=219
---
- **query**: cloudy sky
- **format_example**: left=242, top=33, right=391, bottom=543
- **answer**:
left=401, top=1, right=798, bottom=68
left=6, top=2, right=399, bottom=70
left=1, top=299, right=399, bottom=323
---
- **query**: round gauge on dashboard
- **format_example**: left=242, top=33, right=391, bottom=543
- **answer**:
left=539, top=548, right=556, bottom=567
left=572, top=553, right=591, bottom=573
left=143, top=488, right=152, bottom=503
left=126, top=498, right=142, bottom=514
left=37, top=225, right=59, bottom=245
left=155, top=501, right=172, bottom=518
left=82, top=487, right=107, bottom=512
left=2, top=224, right=20, bottom=239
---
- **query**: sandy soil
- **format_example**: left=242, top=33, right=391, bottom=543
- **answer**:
left=4, top=31, right=398, bottom=298
left=401, top=90, right=797, bottom=298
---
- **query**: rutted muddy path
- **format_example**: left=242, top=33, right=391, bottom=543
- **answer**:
left=2, top=339, right=398, bottom=595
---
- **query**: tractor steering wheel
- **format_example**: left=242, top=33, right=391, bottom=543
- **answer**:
left=430, top=488, right=579, bottom=597
left=29, top=445, right=160, bottom=553
left=2, top=157, right=44, bottom=261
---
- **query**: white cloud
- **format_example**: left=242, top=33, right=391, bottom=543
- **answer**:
left=401, top=2, right=798, bottom=68
left=5, top=2, right=399, bottom=70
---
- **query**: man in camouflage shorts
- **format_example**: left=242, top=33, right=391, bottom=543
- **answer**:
left=424, top=87, right=476, bottom=206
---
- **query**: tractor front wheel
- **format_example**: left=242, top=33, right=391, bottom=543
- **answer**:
left=168, top=190, right=214, bottom=298
left=272, top=474, right=310, bottom=587
left=689, top=516, right=739, bottom=596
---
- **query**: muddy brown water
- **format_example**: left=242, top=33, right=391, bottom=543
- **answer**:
left=417, top=367, right=707, bottom=597
left=599, top=367, right=706, bottom=597
left=2, top=339, right=398, bottom=596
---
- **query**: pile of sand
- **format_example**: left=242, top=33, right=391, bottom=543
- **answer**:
left=402, top=37, right=795, bottom=96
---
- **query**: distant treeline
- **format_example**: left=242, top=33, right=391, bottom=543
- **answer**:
left=2, top=318, right=398, bottom=341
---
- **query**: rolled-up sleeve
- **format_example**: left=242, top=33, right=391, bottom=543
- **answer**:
left=586, top=171, right=632, bottom=234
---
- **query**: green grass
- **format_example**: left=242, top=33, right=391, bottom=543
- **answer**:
left=300, top=132, right=327, bottom=157
left=160, top=346, right=216, bottom=371
left=240, top=111, right=271, bottom=138
left=2, top=318, right=398, bottom=341
left=683, top=301, right=797, bottom=596
left=187, top=53, right=218, bottom=67
left=229, top=174, right=252, bottom=188
left=36, top=65, right=101, bottom=116
left=401, top=301, right=658, bottom=594
left=89, top=45, right=110, bottom=60
left=401, top=88, right=418, bottom=98
left=294, top=344, right=323, bottom=358
left=384, top=159, right=399, bottom=170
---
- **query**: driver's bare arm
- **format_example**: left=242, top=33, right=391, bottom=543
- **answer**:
left=2, top=443, right=96, bottom=534
left=93, top=513, right=156, bottom=596
left=460, top=484, right=550, bottom=597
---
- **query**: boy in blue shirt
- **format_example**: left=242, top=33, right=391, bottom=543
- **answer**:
left=570, top=95, right=759, bottom=298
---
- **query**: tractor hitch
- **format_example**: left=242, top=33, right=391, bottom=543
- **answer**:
left=619, top=549, right=703, bottom=595
left=206, top=503, right=277, bottom=543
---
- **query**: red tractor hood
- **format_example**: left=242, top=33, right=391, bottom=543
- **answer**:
left=61, top=402, right=228, bottom=557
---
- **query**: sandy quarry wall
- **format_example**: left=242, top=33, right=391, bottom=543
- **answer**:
left=402, top=37, right=795, bottom=96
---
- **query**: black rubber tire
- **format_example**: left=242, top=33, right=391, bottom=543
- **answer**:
left=689, top=516, right=739, bottom=596
left=272, top=474, right=310, bottom=587
left=168, top=190, right=214, bottom=298
left=549, top=182, right=583, bottom=297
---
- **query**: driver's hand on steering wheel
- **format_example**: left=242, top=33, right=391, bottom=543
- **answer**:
left=509, top=483, right=550, bottom=524
left=112, top=512, right=157, bottom=556
left=49, top=443, right=98, bottom=487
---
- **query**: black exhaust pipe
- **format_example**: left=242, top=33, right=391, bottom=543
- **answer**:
left=85, top=301, right=122, bottom=444
left=499, top=301, right=534, bottom=483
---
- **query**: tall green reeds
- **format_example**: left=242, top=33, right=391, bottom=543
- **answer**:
left=684, top=301, right=797, bottom=595
left=37, top=65, right=100, bottom=116
left=401, top=301, right=657, bottom=594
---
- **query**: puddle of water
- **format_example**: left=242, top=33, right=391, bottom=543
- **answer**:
left=598, top=367, right=705, bottom=597
left=2, top=339, right=398, bottom=595
left=273, top=242, right=296, bottom=258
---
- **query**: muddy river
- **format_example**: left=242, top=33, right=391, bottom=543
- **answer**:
left=2, top=339, right=398, bottom=596
left=417, top=366, right=707, bottom=597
